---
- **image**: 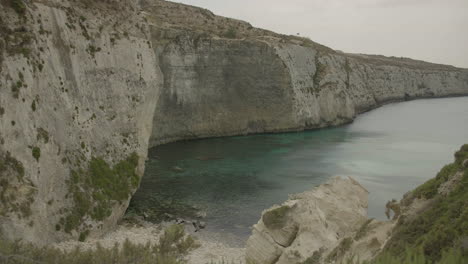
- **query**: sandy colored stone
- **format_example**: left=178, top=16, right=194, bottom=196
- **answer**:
left=246, top=176, right=369, bottom=264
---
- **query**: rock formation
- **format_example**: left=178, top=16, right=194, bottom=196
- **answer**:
left=0, top=0, right=467, bottom=244
left=245, top=176, right=373, bottom=264
left=246, top=145, right=468, bottom=263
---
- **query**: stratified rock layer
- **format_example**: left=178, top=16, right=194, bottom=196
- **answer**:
left=147, top=1, right=468, bottom=146
left=0, top=0, right=468, bottom=243
left=245, top=176, right=369, bottom=264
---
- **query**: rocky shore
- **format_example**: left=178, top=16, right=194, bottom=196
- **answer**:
left=5, top=144, right=460, bottom=264
left=53, top=221, right=245, bottom=264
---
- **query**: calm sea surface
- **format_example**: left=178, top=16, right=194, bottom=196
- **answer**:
left=131, top=97, right=468, bottom=242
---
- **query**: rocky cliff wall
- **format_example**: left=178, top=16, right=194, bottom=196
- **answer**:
left=149, top=27, right=468, bottom=145
left=150, top=36, right=297, bottom=145
left=0, top=0, right=467, bottom=244
left=0, top=0, right=162, bottom=243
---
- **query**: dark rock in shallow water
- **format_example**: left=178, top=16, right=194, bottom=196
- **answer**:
left=192, top=220, right=206, bottom=232
left=171, top=166, right=184, bottom=173
left=195, top=156, right=223, bottom=161
left=199, top=221, right=206, bottom=229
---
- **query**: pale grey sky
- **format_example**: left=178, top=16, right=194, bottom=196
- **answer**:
left=173, top=0, right=468, bottom=68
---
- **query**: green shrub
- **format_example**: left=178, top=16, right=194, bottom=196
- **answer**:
left=86, top=45, right=101, bottom=57
left=354, top=219, right=374, bottom=241
left=156, top=224, right=199, bottom=260
left=78, top=230, right=90, bottom=242
left=300, top=250, right=323, bottom=264
left=31, top=147, right=40, bottom=162
left=370, top=247, right=468, bottom=264
left=262, top=205, right=291, bottom=229
left=454, top=144, right=468, bottom=164
left=61, top=153, right=140, bottom=233
left=412, top=162, right=459, bottom=200
left=11, top=81, right=22, bottom=99
left=0, top=225, right=198, bottom=264
left=125, top=193, right=200, bottom=223
left=9, top=0, right=26, bottom=15
left=222, top=27, right=237, bottom=39
left=36, top=128, right=49, bottom=143
left=381, top=144, right=468, bottom=262
left=327, top=237, right=353, bottom=262
left=0, top=151, right=34, bottom=218
left=313, top=58, right=327, bottom=88
left=31, top=100, right=36, bottom=112
left=0, top=152, right=25, bottom=180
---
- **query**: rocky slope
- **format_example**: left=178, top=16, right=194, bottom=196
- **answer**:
left=246, top=145, right=468, bottom=264
left=246, top=176, right=372, bottom=264
left=245, top=176, right=394, bottom=264
left=0, top=0, right=467, bottom=244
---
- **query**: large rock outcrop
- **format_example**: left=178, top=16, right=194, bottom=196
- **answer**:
left=1, top=0, right=468, bottom=244
left=246, top=145, right=468, bottom=264
left=245, top=176, right=373, bottom=264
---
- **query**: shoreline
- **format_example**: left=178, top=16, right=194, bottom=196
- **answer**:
left=53, top=221, right=246, bottom=264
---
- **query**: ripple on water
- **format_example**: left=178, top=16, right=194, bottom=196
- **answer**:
left=130, top=97, right=468, bottom=242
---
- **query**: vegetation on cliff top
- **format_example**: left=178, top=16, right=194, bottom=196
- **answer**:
left=377, top=144, right=468, bottom=263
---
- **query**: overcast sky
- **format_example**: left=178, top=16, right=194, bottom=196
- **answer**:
left=173, top=0, right=468, bottom=68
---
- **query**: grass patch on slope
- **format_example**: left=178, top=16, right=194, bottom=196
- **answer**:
left=58, top=153, right=141, bottom=237
left=381, top=144, right=468, bottom=262
left=262, top=205, right=291, bottom=229
left=0, top=224, right=198, bottom=264
left=370, top=247, right=468, bottom=264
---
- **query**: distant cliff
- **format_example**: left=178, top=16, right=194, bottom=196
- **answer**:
left=1, top=0, right=467, bottom=244
left=147, top=0, right=468, bottom=146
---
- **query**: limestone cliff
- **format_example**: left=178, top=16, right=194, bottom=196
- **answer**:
left=0, top=0, right=162, bottom=243
left=146, top=0, right=468, bottom=146
left=0, top=0, right=467, bottom=244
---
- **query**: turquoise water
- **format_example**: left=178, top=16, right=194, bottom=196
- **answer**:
left=131, top=97, right=468, bottom=242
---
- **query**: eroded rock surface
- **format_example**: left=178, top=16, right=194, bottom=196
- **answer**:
left=147, top=0, right=468, bottom=146
left=245, top=176, right=370, bottom=264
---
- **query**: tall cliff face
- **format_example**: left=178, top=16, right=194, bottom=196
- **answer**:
left=1, top=0, right=467, bottom=244
left=0, top=0, right=162, bottom=243
left=146, top=0, right=468, bottom=146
